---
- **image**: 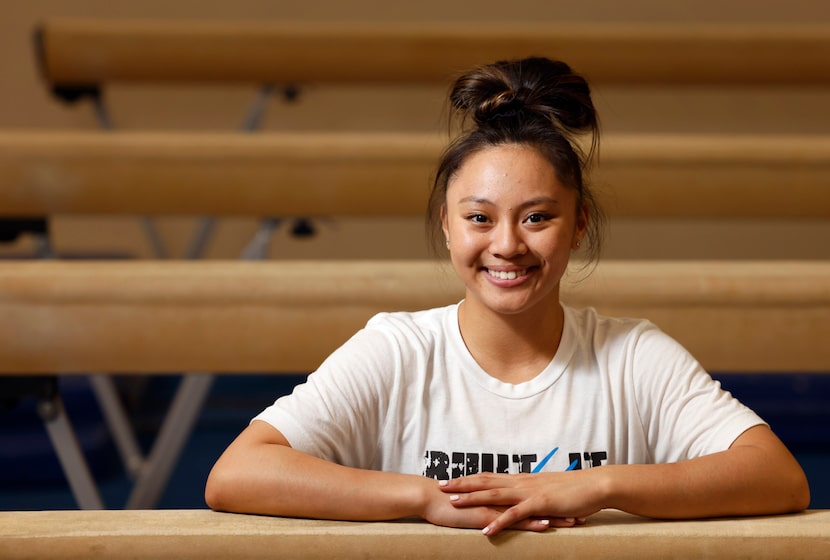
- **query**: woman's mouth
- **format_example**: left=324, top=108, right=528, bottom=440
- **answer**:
left=486, top=268, right=529, bottom=281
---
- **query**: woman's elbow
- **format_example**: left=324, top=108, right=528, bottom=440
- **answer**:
left=204, top=468, right=225, bottom=511
left=775, top=443, right=811, bottom=513
left=204, top=461, right=240, bottom=512
left=768, top=449, right=811, bottom=513
left=788, top=467, right=811, bottom=512
left=205, top=422, right=287, bottom=512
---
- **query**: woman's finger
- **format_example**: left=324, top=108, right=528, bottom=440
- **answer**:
left=481, top=501, right=537, bottom=535
left=448, top=488, right=525, bottom=507
left=439, top=473, right=516, bottom=493
left=484, top=513, right=578, bottom=537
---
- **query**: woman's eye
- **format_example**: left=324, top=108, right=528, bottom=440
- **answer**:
left=526, top=213, right=549, bottom=223
left=468, top=214, right=488, bottom=224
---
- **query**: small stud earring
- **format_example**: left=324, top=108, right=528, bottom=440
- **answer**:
left=575, top=240, right=581, bottom=249
left=445, top=239, right=450, bottom=249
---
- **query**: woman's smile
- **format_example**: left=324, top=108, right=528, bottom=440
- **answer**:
left=484, top=266, right=532, bottom=283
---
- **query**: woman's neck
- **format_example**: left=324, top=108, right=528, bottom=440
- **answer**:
left=457, top=297, right=565, bottom=384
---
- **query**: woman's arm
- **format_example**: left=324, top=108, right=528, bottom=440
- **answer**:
left=205, top=420, right=553, bottom=531
left=205, top=421, right=424, bottom=520
left=602, top=424, right=809, bottom=518
left=441, top=425, right=810, bottom=536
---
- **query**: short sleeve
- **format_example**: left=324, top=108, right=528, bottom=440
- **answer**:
left=630, top=325, right=766, bottom=463
left=253, top=324, right=399, bottom=469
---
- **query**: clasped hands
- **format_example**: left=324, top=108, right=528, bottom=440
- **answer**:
left=426, top=470, right=602, bottom=536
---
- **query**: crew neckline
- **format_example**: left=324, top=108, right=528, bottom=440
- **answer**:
left=446, top=303, right=576, bottom=399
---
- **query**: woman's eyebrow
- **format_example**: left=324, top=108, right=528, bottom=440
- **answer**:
left=458, top=196, right=494, bottom=206
left=519, top=196, right=561, bottom=208
left=457, top=196, right=560, bottom=207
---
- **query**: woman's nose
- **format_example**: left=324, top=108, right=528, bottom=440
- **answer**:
left=490, top=223, right=527, bottom=258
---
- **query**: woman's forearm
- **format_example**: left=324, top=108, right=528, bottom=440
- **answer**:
left=603, top=426, right=810, bottom=519
left=205, top=421, right=429, bottom=521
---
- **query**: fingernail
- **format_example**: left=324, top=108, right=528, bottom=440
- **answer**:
left=565, top=518, right=575, bottom=523
left=449, top=494, right=459, bottom=502
left=539, top=519, right=550, bottom=527
left=438, top=480, right=448, bottom=487
left=577, top=517, right=587, bottom=523
left=482, top=526, right=491, bottom=536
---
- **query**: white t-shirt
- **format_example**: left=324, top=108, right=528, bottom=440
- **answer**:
left=254, top=304, right=764, bottom=479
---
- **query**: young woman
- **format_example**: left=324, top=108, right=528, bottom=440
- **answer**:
left=205, top=57, right=810, bottom=536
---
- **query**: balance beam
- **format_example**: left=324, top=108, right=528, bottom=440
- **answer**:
left=1, top=509, right=828, bottom=560
left=35, top=19, right=830, bottom=87
left=2, top=131, right=828, bottom=219
left=1, top=259, right=828, bottom=374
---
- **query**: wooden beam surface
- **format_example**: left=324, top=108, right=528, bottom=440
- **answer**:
left=0, top=260, right=828, bottom=374
left=1, top=509, right=828, bottom=560
left=2, top=131, right=828, bottom=218
left=0, top=131, right=436, bottom=217
left=35, top=19, right=830, bottom=86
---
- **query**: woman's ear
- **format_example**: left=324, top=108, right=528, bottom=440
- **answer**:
left=440, top=204, right=449, bottom=243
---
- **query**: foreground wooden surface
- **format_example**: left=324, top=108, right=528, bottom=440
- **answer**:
left=36, top=19, right=830, bottom=86
left=2, top=131, right=828, bottom=218
left=0, top=509, right=828, bottom=559
left=1, top=259, right=828, bottom=373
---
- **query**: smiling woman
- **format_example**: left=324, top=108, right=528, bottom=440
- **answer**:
left=205, top=57, right=809, bottom=537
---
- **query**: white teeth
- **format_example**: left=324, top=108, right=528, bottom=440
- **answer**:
left=488, top=269, right=524, bottom=280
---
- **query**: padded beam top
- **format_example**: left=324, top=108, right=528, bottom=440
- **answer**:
left=35, top=19, right=830, bottom=87
left=2, top=131, right=828, bottom=218
left=0, top=509, right=828, bottom=560
left=1, top=259, right=828, bottom=373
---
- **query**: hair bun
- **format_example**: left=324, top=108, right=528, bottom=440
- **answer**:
left=473, top=86, right=530, bottom=123
left=450, top=57, right=597, bottom=134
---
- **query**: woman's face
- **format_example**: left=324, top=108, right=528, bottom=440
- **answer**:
left=442, top=143, right=587, bottom=318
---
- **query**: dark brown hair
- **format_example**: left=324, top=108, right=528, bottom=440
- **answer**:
left=427, top=57, right=604, bottom=265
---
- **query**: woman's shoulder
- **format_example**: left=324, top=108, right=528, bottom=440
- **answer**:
left=564, top=304, right=658, bottom=336
left=365, top=303, right=459, bottom=336
left=328, top=303, right=460, bottom=369
left=563, top=304, right=695, bottom=369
